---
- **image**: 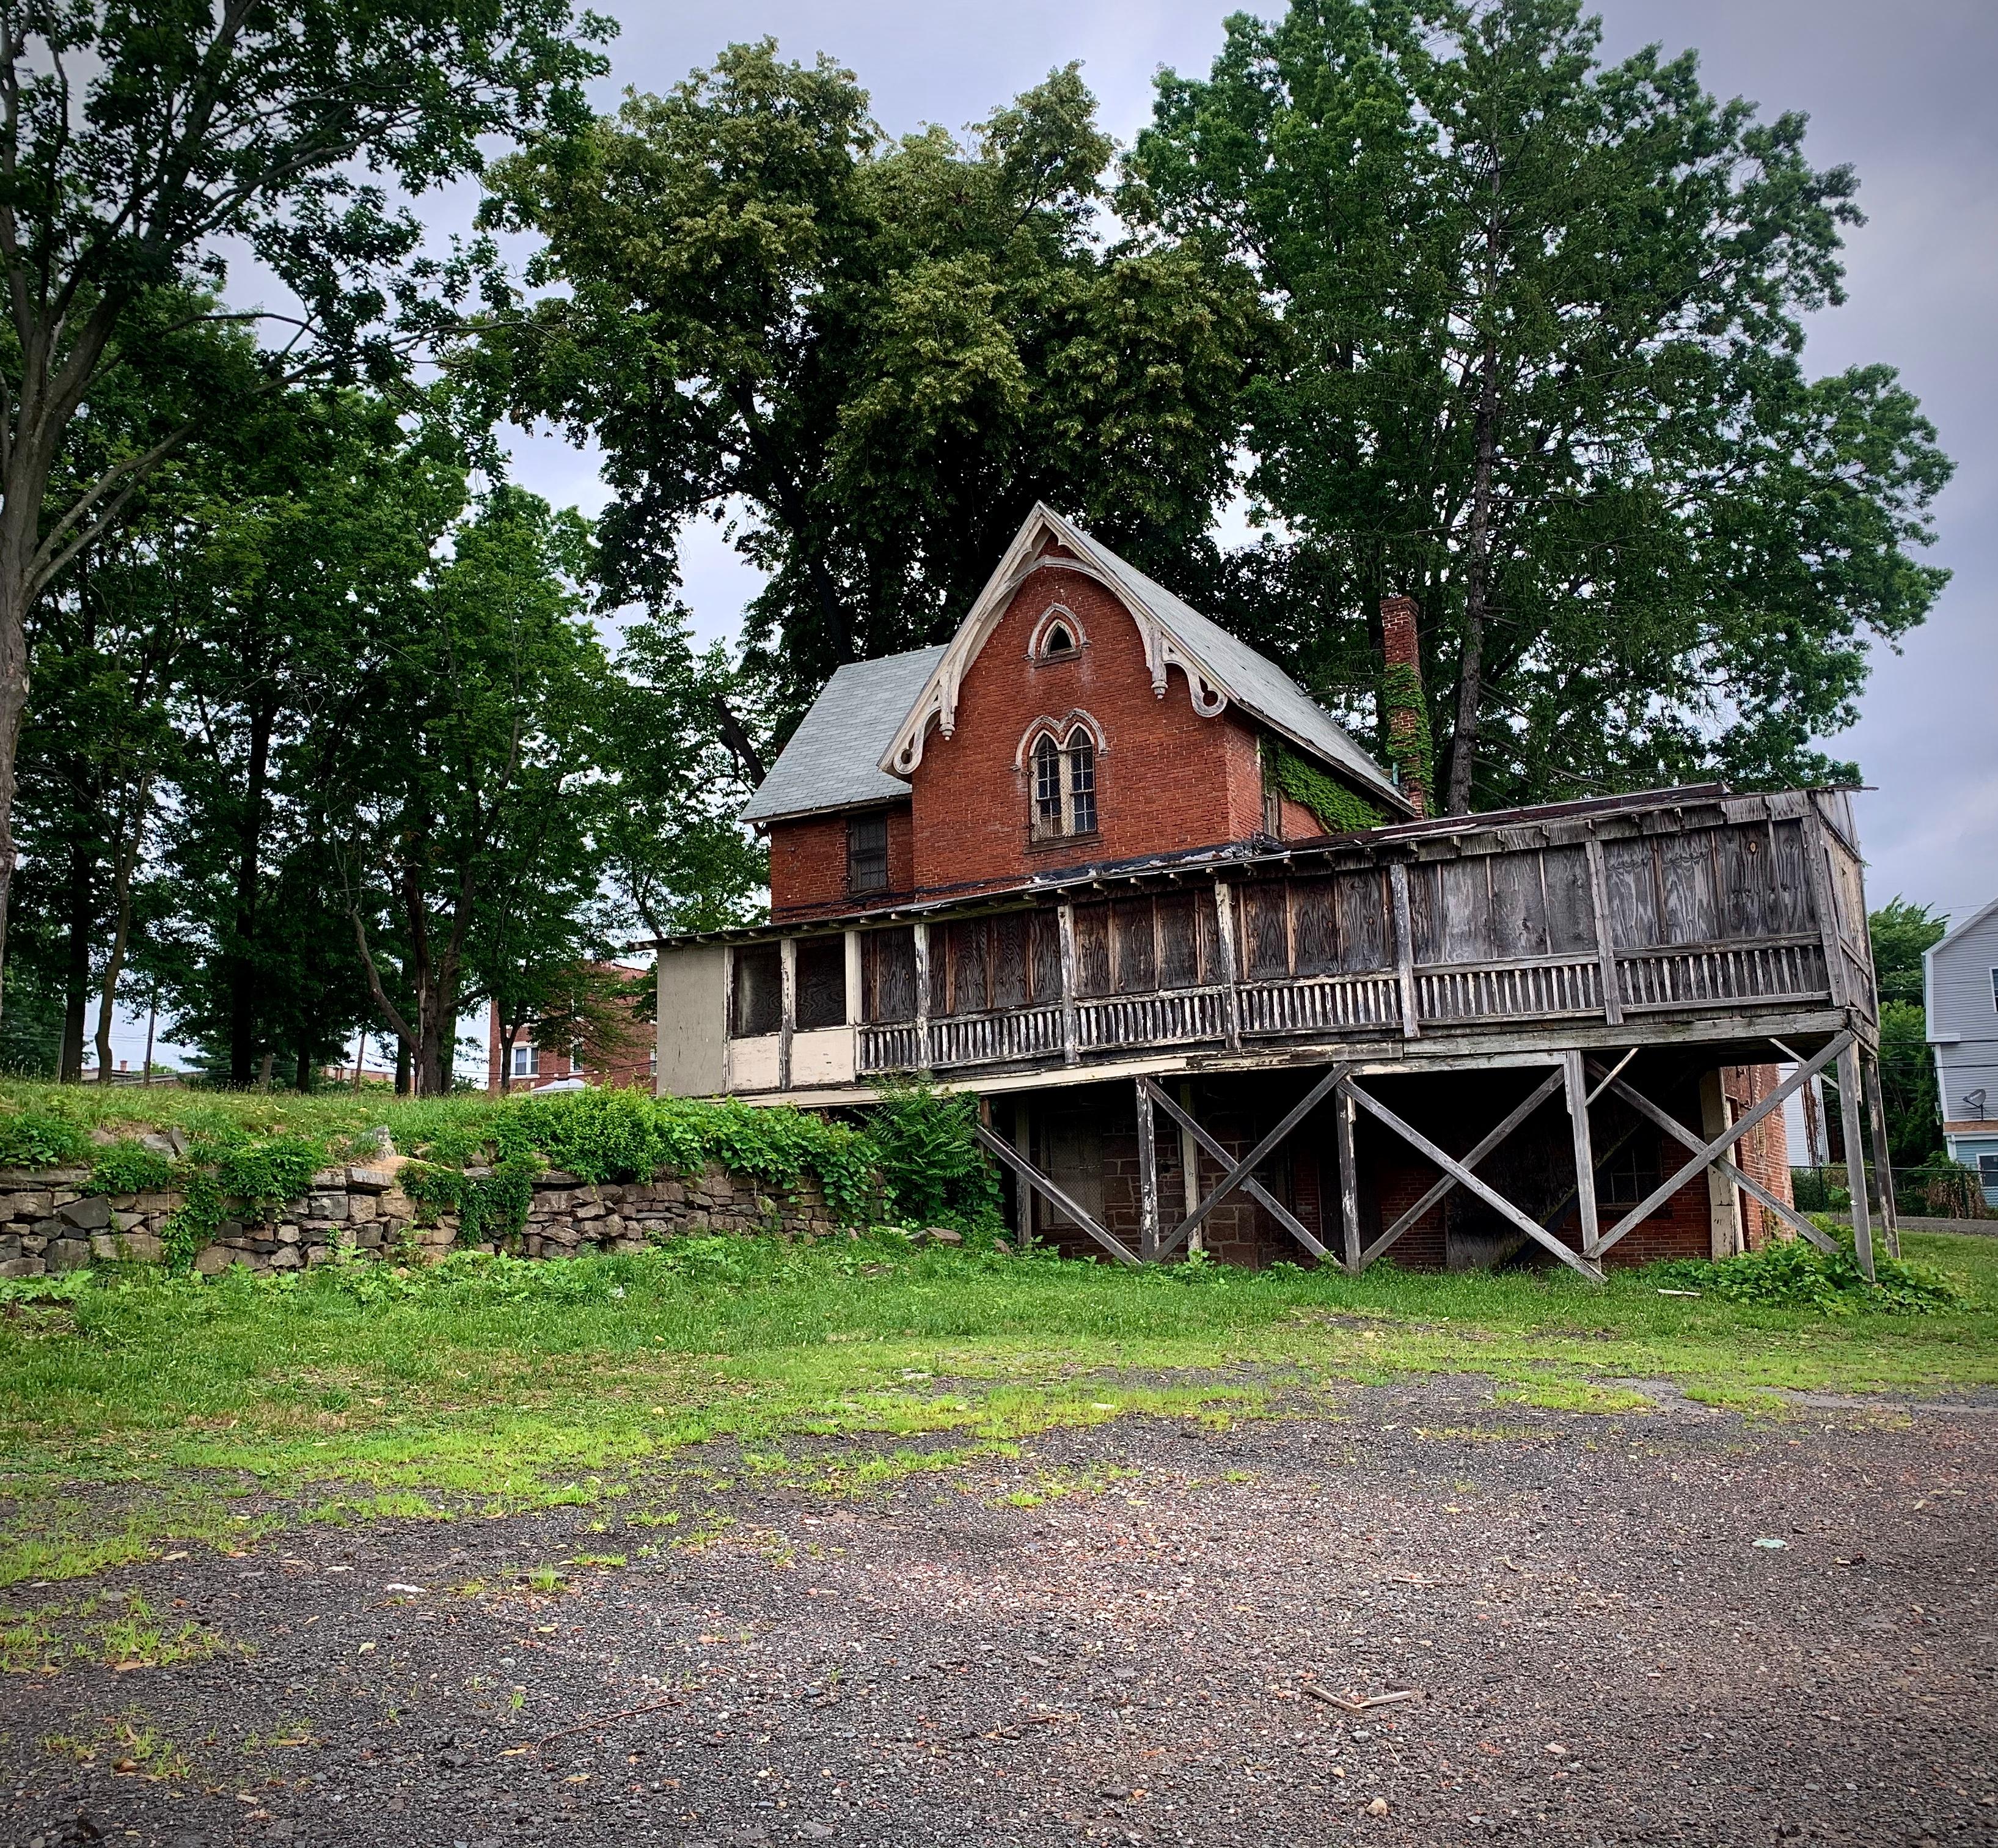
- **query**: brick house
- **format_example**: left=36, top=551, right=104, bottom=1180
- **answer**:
left=486, top=963, right=654, bottom=1095
left=653, top=504, right=1898, bottom=1276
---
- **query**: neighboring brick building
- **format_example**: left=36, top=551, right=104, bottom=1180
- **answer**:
left=651, top=502, right=1862, bottom=1277
left=486, top=964, right=653, bottom=1095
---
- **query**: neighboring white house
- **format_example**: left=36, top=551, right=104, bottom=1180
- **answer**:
left=1926, top=897, right=1998, bottom=1206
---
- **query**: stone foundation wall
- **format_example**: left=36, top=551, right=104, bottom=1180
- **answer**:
left=0, top=1160, right=842, bottom=1278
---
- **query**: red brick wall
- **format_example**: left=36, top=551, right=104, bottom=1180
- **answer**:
left=769, top=804, right=915, bottom=922
left=906, top=556, right=1268, bottom=894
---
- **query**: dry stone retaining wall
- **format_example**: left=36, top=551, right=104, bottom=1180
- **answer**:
left=0, top=1161, right=841, bottom=1278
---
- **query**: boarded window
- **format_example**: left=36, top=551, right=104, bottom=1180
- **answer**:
left=1292, top=876, right=1338, bottom=975
left=1333, top=870, right=1389, bottom=971
left=1114, top=900, right=1157, bottom=994
left=946, top=918, right=990, bottom=1016
left=731, top=944, right=782, bottom=1038
left=1487, top=851, right=1550, bottom=959
left=991, top=912, right=1029, bottom=1011
left=1540, top=846, right=1595, bottom=954
left=1157, top=893, right=1201, bottom=988
left=1242, top=883, right=1290, bottom=980
left=1072, top=903, right=1111, bottom=997
left=1030, top=911, right=1062, bottom=1003
left=795, top=937, right=846, bottom=1031
left=862, top=929, right=917, bottom=1024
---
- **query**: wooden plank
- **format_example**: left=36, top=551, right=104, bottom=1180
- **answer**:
left=1699, top=1069, right=1744, bottom=1259
left=1595, top=1035, right=1848, bottom=1255
left=1158, top=892, right=1200, bottom=989
left=1389, top=862, right=1419, bottom=1040
left=1159, top=1065, right=1345, bottom=1260
left=975, top=1123, right=1138, bottom=1266
left=1294, top=875, right=1339, bottom=976
left=1583, top=834, right=1625, bottom=1027
left=1073, top=901, right=1112, bottom=997
left=778, top=937, right=797, bottom=1091
left=991, top=912, right=1028, bottom=1011
left=1212, top=879, right=1242, bottom=1050
left=1564, top=1049, right=1599, bottom=1256
left=1116, top=898, right=1157, bottom=995
left=1334, top=868, right=1389, bottom=973
left=1861, top=1048, right=1901, bottom=1260
left=1177, top=1080, right=1203, bottom=1256
left=1336, top=1086, right=1361, bottom=1275
left=1141, top=1077, right=1330, bottom=1262
left=1243, top=882, right=1289, bottom=980
left=912, top=922, right=932, bottom=1072
left=1837, top=1039, right=1875, bottom=1282
left=1056, top=904, right=1080, bottom=1066
left=1767, top=819, right=1812, bottom=934
left=1489, top=851, right=1550, bottom=960
left=1011, top=1097, right=1033, bottom=1252
left=1369, top=1066, right=1567, bottom=1260
left=1135, top=1077, right=1161, bottom=1262
left=1030, top=910, right=1062, bottom=1008
left=1600, top=835, right=1660, bottom=949
left=1341, top=1077, right=1603, bottom=1280
left=1659, top=831, right=1721, bottom=947
left=1440, top=856, right=1496, bottom=963
left=1801, top=808, right=1850, bottom=1008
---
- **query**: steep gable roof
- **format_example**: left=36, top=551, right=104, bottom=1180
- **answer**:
left=739, top=645, right=948, bottom=826
left=879, top=504, right=1411, bottom=815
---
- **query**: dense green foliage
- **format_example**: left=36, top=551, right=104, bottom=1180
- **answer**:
left=1128, top=0, right=1950, bottom=810
left=1650, top=1230, right=1966, bottom=1316
left=1266, top=743, right=1385, bottom=835
left=477, top=45, right=1262, bottom=721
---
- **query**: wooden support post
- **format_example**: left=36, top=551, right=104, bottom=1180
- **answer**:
left=843, top=930, right=863, bottom=1027
left=973, top=1123, right=1138, bottom=1266
left=1861, top=1049, right=1901, bottom=1260
left=1698, top=1069, right=1743, bottom=1261
left=1339, top=1076, right=1603, bottom=1281
left=778, top=937, right=797, bottom=1093
left=1056, top=903, right=1080, bottom=1066
left=1135, top=1077, right=1161, bottom=1263
left=1802, top=808, right=1850, bottom=1009
left=1837, top=1038, right=1875, bottom=1282
left=1583, top=833, right=1624, bottom=1025
left=1586, top=1059, right=1838, bottom=1256
left=1011, top=1096, right=1033, bottom=1252
left=720, top=944, right=736, bottom=1096
left=1141, top=1077, right=1330, bottom=1262
left=1389, top=860, right=1419, bottom=1039
left=1563, top=1050, right=1600, bottom=1258
left=1212, top=879, right=1242, bottom=1050
left=1177, top=1082, right=1202, bottom=1256
left=1335, top=1085, right=1361, bottom=1276
left=1162, top=1066, right=1345, bottom=1260
left=1594, top=1034, right=1849, bottom=1256
left=912, top=920, right=932, bottom=1073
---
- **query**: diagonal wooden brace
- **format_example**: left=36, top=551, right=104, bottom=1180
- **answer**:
left=1592, top=1033, right=1851, bottom=1256
left=1339, top=1077, right=1604, bottom=1282
left=973, top=1123, right=1139, bottom=1267
left=1361, top=1066, right=1567, bottom=1269
left=1138, top=1078, right=1330, bottom=1263
left=1158, top=1066, right=1347, bottom=1262
left=1586, top=1060, right=1837, bottom=1255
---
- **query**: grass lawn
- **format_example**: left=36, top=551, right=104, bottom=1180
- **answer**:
left=1, top=1228, right=1993, bottom=1596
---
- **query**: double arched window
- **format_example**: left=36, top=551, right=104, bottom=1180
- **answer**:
left=1031, top=725, right=1097, bottom=840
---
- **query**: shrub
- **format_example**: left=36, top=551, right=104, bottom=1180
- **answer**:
left=862, top=1079, right=1000, bottom=1234
left=1647, top=1231, right=1968, bottom=1316
left=0, top=1105, right=89, bottom=1169
left=84, top=1140, right=175, bottom=1196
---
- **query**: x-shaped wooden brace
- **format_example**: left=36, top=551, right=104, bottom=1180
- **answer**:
left=1584, top=1059, right=1837, bottom=1256
left=1154, top=1066, right=1349, bottom=1263
left=1137, top=1077, right=1331, bottom=1264
left=973, top=1122, right=1139, bottom=1267
left=1589, top=1032, right=1851, bottom=1258
left=1337, top=1073, right=1605, bottom=1282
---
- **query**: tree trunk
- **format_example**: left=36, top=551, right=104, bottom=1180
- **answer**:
left=94, top=777, right=150, bottom=1084
left=228, top=695, right=276, bottom=1084
left=394, top=1038, right=411, bottom=1095
left=59, top=827, right=92, bottom=1082
left=1444, top=343, right=1501, bottom=816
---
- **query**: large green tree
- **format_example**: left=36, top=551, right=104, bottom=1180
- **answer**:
left=0, top=0, right=608, bottom=980
left=1129, top=0, right=1950, bottom=811
left=478, top=43, right=1264, bottom=722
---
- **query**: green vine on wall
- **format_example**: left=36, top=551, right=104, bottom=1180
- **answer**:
left=1377, top=663, right=1433, bottom=801
left=1268, top=743, right=1384, bottom=835
left=399, top=1154, right=543, bottom=1248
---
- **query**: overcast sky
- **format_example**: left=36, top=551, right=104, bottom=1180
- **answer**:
left=121, top=0, right=1998, bottom=1069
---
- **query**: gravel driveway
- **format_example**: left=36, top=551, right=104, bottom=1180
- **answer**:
left=5, top=1374, right=1994, bottom=1848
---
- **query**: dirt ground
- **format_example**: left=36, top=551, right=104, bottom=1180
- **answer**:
left=4, top=1375, right=1995, bottom=1848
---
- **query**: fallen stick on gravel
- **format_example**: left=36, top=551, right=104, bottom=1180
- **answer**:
left=531, top=1695, right=686, bottom=1746
left=1304, top=1686, right=1424, bottom=1714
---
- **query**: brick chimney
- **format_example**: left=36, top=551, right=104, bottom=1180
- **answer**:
left=1379, top=594, right=1428, bottom=818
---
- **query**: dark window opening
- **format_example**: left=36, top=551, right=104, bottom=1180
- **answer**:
left=1595, top=1133, right=1660, bottom=1207
left=848, top=813, right=890, bottom=893
left=796, top=937, right=847, bottom=1030
left=730, top=944, right=782, bottom=1038
left=1067, top=730, right=1096, bottom=835
left=1043, top=622, right=1074, bottom=654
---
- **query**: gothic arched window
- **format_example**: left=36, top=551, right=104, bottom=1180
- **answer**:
left=1030, top=722, right=1100, bottom=841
